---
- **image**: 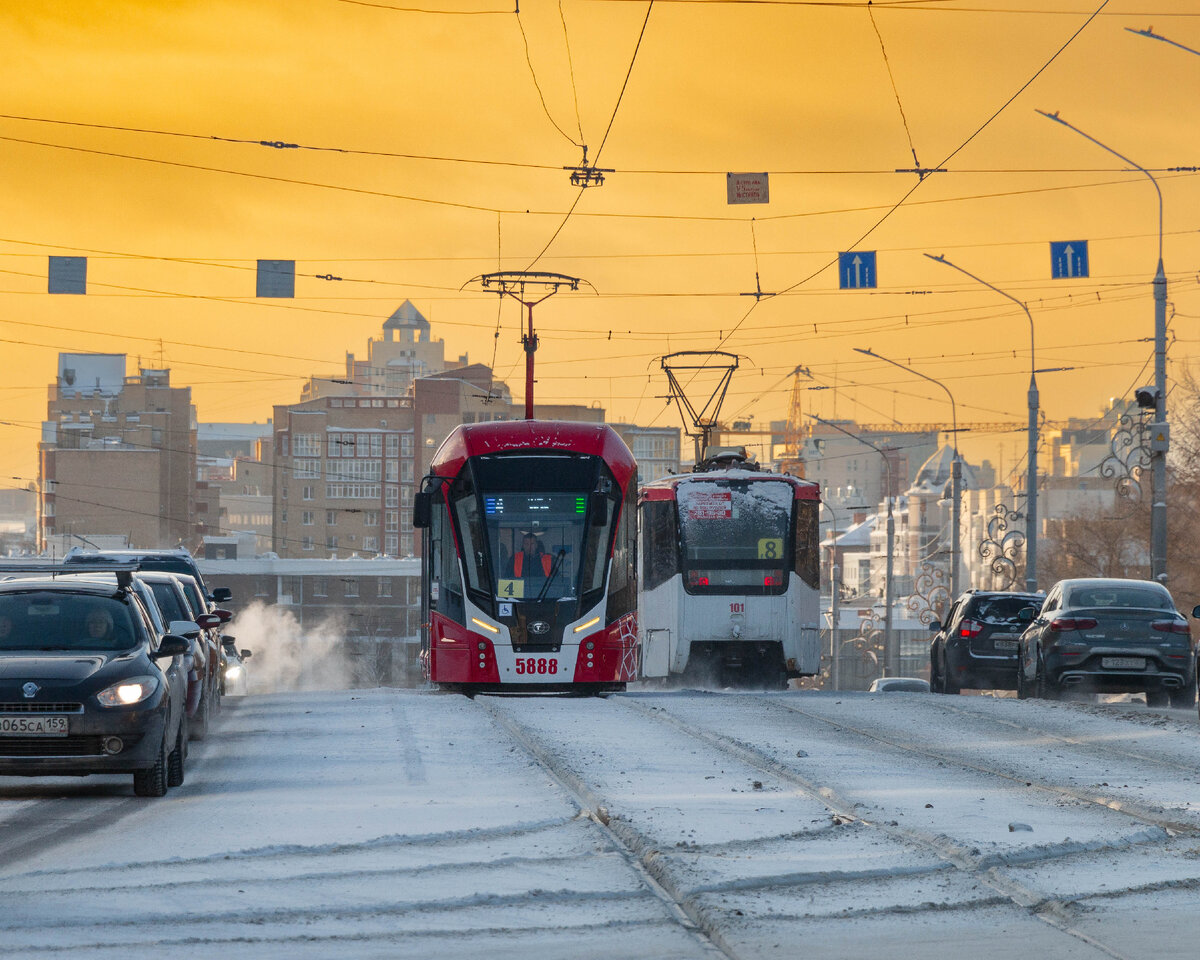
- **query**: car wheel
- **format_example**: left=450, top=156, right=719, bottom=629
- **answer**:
left=1016, top=649, right=1031, bottom=700
left=167, top=717, right=186, bottom=788
left=1145, top=688, right=1170, bottom=708
left=1035, top=655, right=1058, bottom=700
left=189, top=690, right=210, bottom=742
left=942, top=652, right=961, bottom=695
left=133, top=734, right=169, bottom=798
left=1168, top=685, right=1196, bottom=710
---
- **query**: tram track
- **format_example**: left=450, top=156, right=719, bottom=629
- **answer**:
left=764, top=696, right=1200, bottom=837
left=476, top=696, right=738, bottom=960
left=617, top=693, right=1174, bottom=960
left=917, top=693, right=1200, bottom=777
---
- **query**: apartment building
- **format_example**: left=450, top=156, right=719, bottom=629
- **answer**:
left=39, top=354, right=196, bottom=552
left=272, top=395, right=418, bottom=559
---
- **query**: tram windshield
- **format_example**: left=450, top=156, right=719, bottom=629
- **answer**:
left=677, top=479, right=793, bottom=595
left=451, top=453, right=616, bottom=608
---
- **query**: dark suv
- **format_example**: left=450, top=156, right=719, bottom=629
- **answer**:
left=929, top=590, right=1044, bottom=694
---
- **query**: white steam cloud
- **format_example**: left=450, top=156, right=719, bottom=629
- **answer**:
left=226, top=601, right=353, bottom=693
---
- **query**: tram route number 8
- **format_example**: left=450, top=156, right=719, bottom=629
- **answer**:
left=757, top=537, right=784, bottom=560
left=514, top=658, right=558, bottom=675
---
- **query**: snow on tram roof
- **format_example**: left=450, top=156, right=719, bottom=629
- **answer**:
left=640, top=468, right=820, bottom=501
left=429, top=420, right=636, bottom=487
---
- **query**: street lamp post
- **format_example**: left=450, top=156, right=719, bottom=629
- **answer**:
left=924, top=253, right=1039, bottom=591
left=854, top=348, right=962, bottom=600
left=1038, top=110, right=1168, bottom=583
left=808, top=413, right=896, bottom=676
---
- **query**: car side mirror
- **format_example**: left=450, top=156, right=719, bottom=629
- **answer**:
left=1192, top=604, right=1200, bottom=620
left=928, top=619, right=941, bottom=632
left=169, top=619, right=202, bottom=639
left=211, top=587, right=233, bottom=603
left=195, top=613, right=221, bottom=630
left=213, top=608, right=233, bottom=623
left=241, top=649, right=252, bottom=660
left=154, top=635, right=191, bottom=659
left=1017, top=606, right=1037, bottom=623
left=412, top=489, right=432, bottom=529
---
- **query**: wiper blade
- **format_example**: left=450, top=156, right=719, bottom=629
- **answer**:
left=535, top=549, right=567, bottom=603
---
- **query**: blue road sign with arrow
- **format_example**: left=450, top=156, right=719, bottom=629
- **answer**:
left=838, top=251, right=877, bottom=289
left=1050, top=240, right=1089, bottom=279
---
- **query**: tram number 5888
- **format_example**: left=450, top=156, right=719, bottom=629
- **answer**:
left=515, top=658, right=558, bottom=675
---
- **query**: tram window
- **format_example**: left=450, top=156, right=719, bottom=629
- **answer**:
left=452, top=485, right=490, bottom=595
left=580, top=494, right=615, bottom=598
left=606, top=475, right=637, bottom=620
left=641, top=499, right=678, bottom=592
left=793, top=499, right=819, bottom=589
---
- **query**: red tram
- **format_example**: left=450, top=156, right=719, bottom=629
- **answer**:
left=413, top=421, right=638, bottom=693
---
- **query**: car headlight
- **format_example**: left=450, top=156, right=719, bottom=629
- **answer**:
left=225, top=665, right=243, bottom=680
left=96, top=676, right=160, bottom=707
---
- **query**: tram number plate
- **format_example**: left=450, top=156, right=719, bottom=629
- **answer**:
left=1102, top=657, right=1145, bottom=670
left=515, top=658, right=558, bottom=676
left=0, top=716, right=68, bottom=737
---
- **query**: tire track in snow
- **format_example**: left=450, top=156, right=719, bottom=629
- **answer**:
left=623, top=694, right=1142, bottom=960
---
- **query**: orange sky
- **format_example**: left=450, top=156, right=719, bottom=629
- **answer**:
left=2, top=0, right=1199, bottom=487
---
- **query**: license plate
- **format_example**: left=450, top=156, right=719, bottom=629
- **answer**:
left=0, top=716, right=69, bottom=737
left=1102, top=657, right=1145, bottom=670
left=993, top=640, right=1019, bottom=651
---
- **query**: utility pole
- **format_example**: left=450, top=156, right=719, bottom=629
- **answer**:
left=467, top=271, right=583, bottom=420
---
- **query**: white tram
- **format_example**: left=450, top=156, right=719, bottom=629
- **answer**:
left=638, top=449, right=822, bottom=688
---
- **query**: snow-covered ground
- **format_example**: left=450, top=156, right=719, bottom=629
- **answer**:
left=1, top=688, right=1198, bottom=959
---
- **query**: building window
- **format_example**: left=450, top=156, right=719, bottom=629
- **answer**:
left=326, top=510, right=337, bottom=525
left=386, top=510, right=399, bottom=533
left=302, top=511, right=314, bottom=525
left=302, top=536, right=314, bottom=551
left=364, top=510, right=379, bottom=527
left=371, top=434, right=383, bottom=458
left=356, top=434, right=370, bottom=458
left=294, top=459, right=321, bottom=479
left=362, top=535, right=379, bottom=552
left=401, top=434, right=413, bottom=457
left=343, top=578, right=358, bottom=598
left=255, top=578, right=269, bottom=597
left=378, top=578, right=392, bottom=597
left=385, top=534, right=398, bottom=555
left=313, top=577, right=328, bottom=596
left=386, top=435, right=399, bottom=458
left=386, top=460, right=398, bottom=482
left=43, top=502, right=54, bottom=517
left=401, top=533, right=413, bottom=556
left=326, top=535, right=338, bottom=550
left=386, top=485, right=399, bottom=507
left=294, top=434, right=321, bottom=457
left=401, top=460, right=413, bottom=482
left=281, top=509, right=288, bottom=524
left=303, top=485, right=314, bottom=501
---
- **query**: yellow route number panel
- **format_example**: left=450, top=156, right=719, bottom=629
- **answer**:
left=496, top=579, right=525, bottom=599
left=757, top=538, right=784, bottom=561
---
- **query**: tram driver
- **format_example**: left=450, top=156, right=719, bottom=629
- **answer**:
left=508, top=532, right=553, bottom=580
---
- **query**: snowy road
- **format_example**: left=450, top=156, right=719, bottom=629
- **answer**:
left=1, top=689, right=1198, bottom=959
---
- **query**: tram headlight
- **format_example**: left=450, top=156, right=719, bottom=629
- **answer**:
left=470, top=617, right=499, bottom=634
left=573, top=617, right=601, bottom=634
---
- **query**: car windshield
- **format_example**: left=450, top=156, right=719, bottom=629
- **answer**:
left=148, top=581, right=189, bottom=622
left=1067, top=584, right=1174, bottom=610
left=970, top=596, right=1043, bottom=623
left=0, top=592, right=138, bottom=652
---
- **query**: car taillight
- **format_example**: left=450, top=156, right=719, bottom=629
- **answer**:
left=1152, top=620, right=1191, bottom=635
left=959, top=619, right=982, bottom=639
left=1049, top=618, right=1098, bottom=631
left=764, top=570, right=783, bottom=587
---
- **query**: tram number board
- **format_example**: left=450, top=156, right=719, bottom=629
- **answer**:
left=514, top=658, right=559, bottom=675
left=686, top=492, right=732, bottom=519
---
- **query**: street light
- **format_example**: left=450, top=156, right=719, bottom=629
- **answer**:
left=853, top=348, right=962, bottom=601
left=1038, top=109, right=1169, bottom=583
left=924, top=253, right=1038, bottom=592
left=807, top=412, right=896, bottom=677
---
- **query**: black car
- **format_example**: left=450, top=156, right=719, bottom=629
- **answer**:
left=63, top=547, right=232, bottom=606
left=929, top=590, right=1044, bottom=694
left=1017, top=577, right=1196, bottom=708
left=0, top=569, right=190, bottom=797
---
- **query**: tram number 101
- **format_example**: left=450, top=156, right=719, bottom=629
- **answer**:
left=514, top=658, right=559, bottom=675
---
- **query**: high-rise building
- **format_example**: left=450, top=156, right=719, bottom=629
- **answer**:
left=38, top=354, right=197, bottom=552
